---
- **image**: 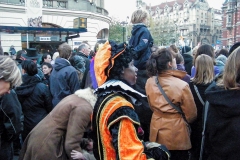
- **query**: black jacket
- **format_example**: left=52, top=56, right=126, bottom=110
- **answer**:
left=0, top=90, right=23, bottom=143
left=15, top=74, right=52, bottom=139
left=76, top=52, right=90, bottom=89
left=204, top=82, right=240, bottom=160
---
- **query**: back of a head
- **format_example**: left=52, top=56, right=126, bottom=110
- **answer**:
left=170, top=44, right=178, bottom=54
left=78, top=43, right=87, bottom=52
left=146, top=48, right=173, bottom=77
left=16, top=50, right=25, bottom=60
left=217, top=48, right=229, bottom=58
left=94, top=39, right=107, bottom=53
left=222, top=46, right=240, bottom=89
left=176, top=53, right=184, bottom=64
left=0, top=55, right=22, bottom=87
left=131, top=9, right=148, bottom=24
left=58, top=43, right=71, bottom=59
left=194, top=44, right=214, bottom=66
left=193, top=54, right=214, bottom=84
left=22, top=60, right=38, bottom=76
left=229, top=42, right=240, bottom=55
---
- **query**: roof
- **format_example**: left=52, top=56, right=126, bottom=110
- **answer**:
left=0, top=26, right=87, bottom=35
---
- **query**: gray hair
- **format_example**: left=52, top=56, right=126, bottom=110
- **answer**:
left=0, top=55, right=22, bottom=87
left=78, top=43, right=88, bottom=52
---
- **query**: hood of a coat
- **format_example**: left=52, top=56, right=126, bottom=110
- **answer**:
left=54, top=58, right=71, bottom=71
left=15, top=74, right=41, bottom=96
left=205, top=81, right=240, bottom=117
left=131, top=24, right=147, bottom=35
left=215, top=60, right=225, bottom=67
left=74, top=87, right=97, bottom=108
left=182, top=53, right=193, bottom=64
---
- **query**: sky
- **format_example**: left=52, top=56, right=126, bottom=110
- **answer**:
left=104, top=0, right=225, bottom=21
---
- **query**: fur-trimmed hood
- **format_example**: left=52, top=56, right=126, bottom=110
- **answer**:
left=74, top=87, right=97, bottom=108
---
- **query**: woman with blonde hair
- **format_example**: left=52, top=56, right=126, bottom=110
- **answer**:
left=188, top=54, right=214, bottom=160
left=191, top=44, right=220, bottom=78
left=145, top=48, right=197, bottom=160
left=204, top=46, right=240, bottom=159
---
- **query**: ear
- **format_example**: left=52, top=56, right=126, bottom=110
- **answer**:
left=168, top=61, right=172, bottom=68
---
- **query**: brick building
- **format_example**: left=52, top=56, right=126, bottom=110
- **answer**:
left=222, top=0, right=240, bottom=48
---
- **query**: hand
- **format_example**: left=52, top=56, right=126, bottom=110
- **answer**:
left=71, top=150, right=86, bottom=160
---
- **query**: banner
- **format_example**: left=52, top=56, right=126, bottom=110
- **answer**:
left=26, top=0, right=42, bottom=27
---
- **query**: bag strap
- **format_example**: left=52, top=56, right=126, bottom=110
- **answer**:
left=199, top=101, right=209, bottom=160
left=155, top=76, right=183, bottom=115
left=193, top=85, right=205, bottom=106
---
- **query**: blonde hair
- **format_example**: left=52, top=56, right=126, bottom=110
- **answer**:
left=0, top=55, right=22, bottom=87
left=221, top=46, right=240, bottom=89
left=58, top=43, right=72, bottom=59
left=192, top=54, right=214, bottom=84
left=131, top=9, right=148, bottom=24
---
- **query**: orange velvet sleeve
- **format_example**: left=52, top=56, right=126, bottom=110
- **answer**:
left=118, top=118, right=147, bottom=160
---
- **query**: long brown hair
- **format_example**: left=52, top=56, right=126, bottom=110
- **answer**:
left=192, top=54, right=214, bottom=84
left=221, top=46, right=240, bottom=89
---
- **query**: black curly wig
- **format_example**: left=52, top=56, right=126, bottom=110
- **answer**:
left=107, top=41, right=133, bottom=80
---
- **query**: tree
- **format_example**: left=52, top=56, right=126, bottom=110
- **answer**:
left=150, top=18, right=179, bottom=46
left=109, top=17, right=125, bottom=43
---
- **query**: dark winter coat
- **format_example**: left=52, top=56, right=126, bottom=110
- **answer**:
left=19, top=88, right=96, bottom=160
left=129, top=24, right=153, bottom=70
left=50, top=58, right=80, bottom=107
left=15, top=74, right=52, bottom=140
left=177, top=64, right=191, bottom=83
left=182, top=53, right=193, bottom=75
left=76, top=52, right=90, bottom=89
left=204, top=82, right=240, bottom=160
left=0, top=90, right=23, bottom=144
left=189, top=81, right=213, bottom=159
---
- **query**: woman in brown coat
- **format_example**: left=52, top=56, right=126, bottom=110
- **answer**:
left=145, top=48, right=197, bottom=160
left=19, top=87, right=97, bottom=160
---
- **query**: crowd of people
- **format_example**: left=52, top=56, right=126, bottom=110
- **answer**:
left=0, top=8, right=240, bottom=160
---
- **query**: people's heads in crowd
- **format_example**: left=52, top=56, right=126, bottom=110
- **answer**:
left=169, top=44, right=179, bottom=58
left=69, top=55, right=86, bottom=74
left=229, top=42, right=240, bottom=55
left=80, top=138, right=93, bottom=152
left=192, top=54, right=214, bottom=84
left=146, top=48, right=177, bottom=77
left=41, top=62, right=53, bottom=76
left=216, top=48, right=229, bottom=58
left=221, top=46, right=240, bottom=89
left=22, top=48, right=41, bottom=63
left=151, top=45, right=158, bottom=54
left=181, top=46, right=192, bottom=55
left=192, top=46, right=199, bottom=58
left=58, top=43, right=72, bottom=59
left=78, top=43, right=91, bottom=56
left=93, top=41, right=138, bottom=86
left=41, top=53, right=52, bottom=64
left=0, top=56, right=22, bottom=95
left=16, top=50, right=26, bottom=60
left=193, top=44, right=215, bottom=66
left=52, top=52, right=59, bottom=61
left=131, top=9, right=149, bottom=25
left=21, top=59, right=38, bottom=76
left=4, top=52, right=10, bottom=56
left=94, top=39, right=107, bottom=53
left=216, top=54, right=227, bottom=65
left=176, top=53, right=184, bottom=65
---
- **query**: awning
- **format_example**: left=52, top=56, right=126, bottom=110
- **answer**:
left=0, top=26, right=87, bottom=35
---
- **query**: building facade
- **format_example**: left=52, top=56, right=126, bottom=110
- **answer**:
left=0, top=0, right=111, bottom=52
left=222, top=0, right=240, bottom=48
left=141, top=0, right=222, bottom=48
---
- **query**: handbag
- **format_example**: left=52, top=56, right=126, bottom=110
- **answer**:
left=155, top=76, right=191, bottom=133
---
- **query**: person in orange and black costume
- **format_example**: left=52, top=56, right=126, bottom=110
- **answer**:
left=91, top=40, right=170, bottom=160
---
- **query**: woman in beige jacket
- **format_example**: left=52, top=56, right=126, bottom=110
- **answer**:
left=145, top=48, right=197, bottom=160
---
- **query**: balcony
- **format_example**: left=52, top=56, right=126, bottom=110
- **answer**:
left=200, top=24, right=210, bottom=29
left=226, top=22, right=233, bottom=30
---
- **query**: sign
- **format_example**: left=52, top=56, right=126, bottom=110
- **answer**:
left=26, top=0, right=43, bottom=27
left=39, top=37, right=51, bottom=41
left=216, top=40, right=221, bottom=44
left=73, top=18, right=87, bottom=29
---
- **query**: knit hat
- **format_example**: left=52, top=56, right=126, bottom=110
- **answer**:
left=181, top=46, right=192, bottom=54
